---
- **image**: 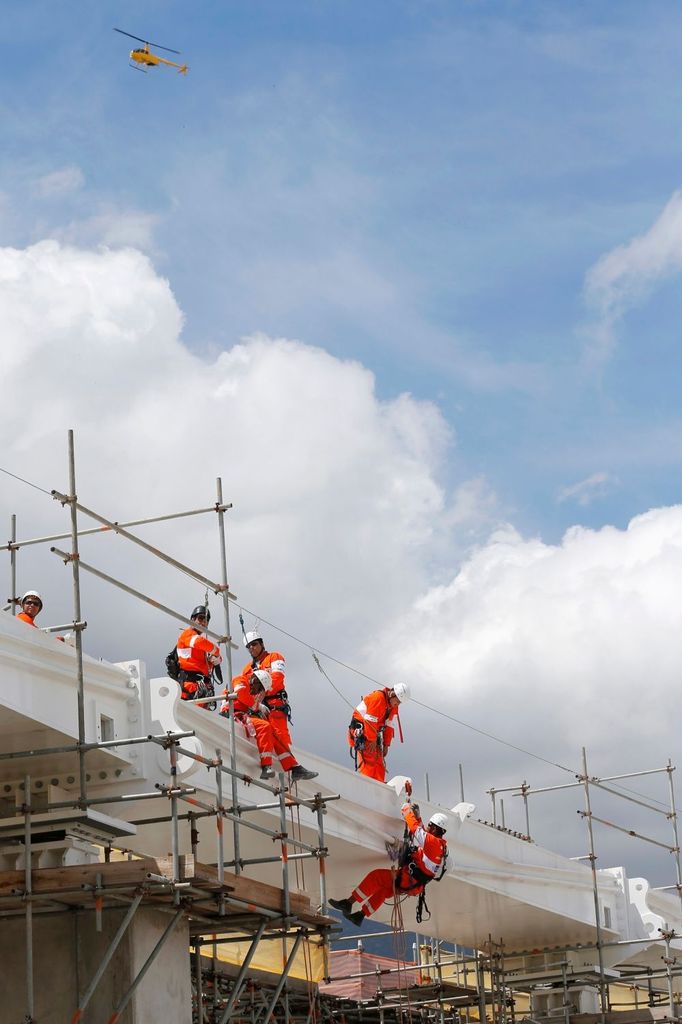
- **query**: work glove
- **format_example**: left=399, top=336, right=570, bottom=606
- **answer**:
left=410, top=803, right=420, bottom=818
left=258, top=703, right=270, bottom=717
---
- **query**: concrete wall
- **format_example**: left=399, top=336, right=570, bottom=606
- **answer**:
left=0, top=905, right=192, bottom=1023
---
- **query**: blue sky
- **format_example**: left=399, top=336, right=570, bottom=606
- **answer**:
left=4, top=0, right=682, bottom=547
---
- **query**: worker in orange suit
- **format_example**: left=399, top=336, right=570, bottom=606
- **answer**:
left=176, top=605, right=222, bottom=710
left=234, top=631, right=311, bottom=767
left=329, top=802, right=449, bottom=927
left=220, top=669, right=317, bottom=782
left=348, top=683, right=410, bottom=782
left=16, top=590, right=43, bottom=626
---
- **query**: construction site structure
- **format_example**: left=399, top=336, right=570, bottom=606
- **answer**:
left=2, top=431, right=682, bottom=1023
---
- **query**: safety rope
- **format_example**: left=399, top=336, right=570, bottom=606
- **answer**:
left=389, top=877, right=414, bottom=1024
left=0, top=464, right=53, bottom=497
left=287, top=784, right=318, bottom=1024
left=312, top=652, right=355, bottom=711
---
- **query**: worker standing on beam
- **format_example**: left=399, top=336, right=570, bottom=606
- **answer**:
left=176, top=605, right=222, bottom=710
left=348, top=684, right=410, bottom=782
left=230, top=630, right=317, bottom=781
left=329, top=800, right=449, bottom=927
left=220, top=669, right=318, bottom=782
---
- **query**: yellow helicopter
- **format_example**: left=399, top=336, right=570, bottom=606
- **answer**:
left=114, top=28, right=188, bottom=74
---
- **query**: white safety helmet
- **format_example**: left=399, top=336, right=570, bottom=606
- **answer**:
left=251, top=668, right=272, bottom=689
left=21, top=590, right=43, bottom=610
left=392, top=683, right=410, bottom=704
left=428, top=812, right=448, bottom=833
left=244, top=630, right=263, bottom=647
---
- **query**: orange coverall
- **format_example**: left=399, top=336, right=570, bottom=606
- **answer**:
left=16, top=612, right=37, bottom=627
left=176, top=626, right=221, bottom=703
left=220, top=678, right=298, bottom=772
left=348, top=688, right=399, bottom=782
left=233, top=649, right=291, bottom=748
left=351, top=803, right=448, bottom=918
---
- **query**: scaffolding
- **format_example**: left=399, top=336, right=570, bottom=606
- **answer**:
left=4, top=431, right=682, bottom=1024
left=1, top=430, right=337, bottom=1023
left=478, top=751, right=682, bottom=1024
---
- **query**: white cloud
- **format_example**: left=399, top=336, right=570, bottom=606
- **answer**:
left=556, top=470, right=618, bottom=506
left=376, top=509, right=682, bottom=866
left=2, top=237, right=680, bottom=877
left=33, top=165, right=85, bottom=198
left=584, top=191, right=682, bottom=363
left=0, top=237, right=466, bottom=675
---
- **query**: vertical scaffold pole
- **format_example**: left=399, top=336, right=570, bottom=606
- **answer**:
left=521, top=781, right=530, bottom=838
left=665, top=759, right=682, bottom=924
left=67, top=430, right=88, bottom=806
left=216, top=477, right=241, bottom=873
left=194, top=942, right=205, bottom=1024
left=663, top=930, right=677, bottom=1021
left=476, top=952, right=487, bottom=1024
left=169, top=739, right=180, bottom=900
left=9, top=514, right=17, bottom=612
left=24, top=773, right=34, bottom=1024
left=216, top=748, right=225, bottom=887
left=581, top=747, right=608, bottom=1024
left=316, top=797, right=328, bottom=913
left=279, top=771, right=291, bottom=919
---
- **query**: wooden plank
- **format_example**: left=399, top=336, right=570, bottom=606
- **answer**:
left=0, top=857, right=159, bottom=897
left=0, top=856, right=312, bottom=920
left=186, top=860, right=312, bottom=916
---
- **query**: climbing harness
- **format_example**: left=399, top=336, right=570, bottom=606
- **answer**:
left=348, top=717, right=365, bottom=770
left=391, top=782, right=448, bottom=924
left=262, top=689, right=293, bottom=724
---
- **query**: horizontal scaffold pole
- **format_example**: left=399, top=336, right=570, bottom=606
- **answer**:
left=1, top=503, right=233, bottom=552
left=50, top=547, right=237, bottom=648
left=51, top=491, right=237, bottom=600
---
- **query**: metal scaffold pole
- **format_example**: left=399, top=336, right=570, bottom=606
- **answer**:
left=665, top=759, right=682, bottom=925
left=580, top=747, right=608, bottom=1024
left=9, top=513, right=17, bottom=612
left=66, top=429, right=88, bottom=806
left=24, top=773, right=34, bottom=1024
left=216, top=476, right=241, bottom=874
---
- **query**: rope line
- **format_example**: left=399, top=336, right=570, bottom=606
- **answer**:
left=0, top=465, right=53, bottom=497
left=312, top=652, right=355, bottom=711
left=411, top=698, right=575, bottom=775
left=242, top=607, right=672, bottom=809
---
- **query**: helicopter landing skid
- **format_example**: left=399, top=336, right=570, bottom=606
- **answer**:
left=129, top=63, right=147, bottom=72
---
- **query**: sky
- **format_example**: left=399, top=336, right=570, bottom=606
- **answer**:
left=2, top=1, right=682, bottom=887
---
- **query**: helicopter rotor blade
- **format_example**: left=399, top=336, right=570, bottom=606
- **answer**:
left=114, top=28, right=149, bottom=45
left=113, top=28, right=181, bottom=54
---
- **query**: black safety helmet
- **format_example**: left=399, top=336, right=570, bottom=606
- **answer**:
left=191, top=605, right=210, bottom=622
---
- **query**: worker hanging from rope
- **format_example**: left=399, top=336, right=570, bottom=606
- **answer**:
left=173, top=604, right=222, bottom=710
left=329, top=795, right=449, bottom=928
left=348, top=684, right=410, bottom=782
left=222, top=625, right=318, bottom=783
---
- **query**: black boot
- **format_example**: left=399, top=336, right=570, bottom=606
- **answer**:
left=290, top=765, right=318, bottom=782
left=329, top=897, right=353, bottom=916
left=349, top=910, right=365, bottom=927
left=260, top=765, right=275, bottom=780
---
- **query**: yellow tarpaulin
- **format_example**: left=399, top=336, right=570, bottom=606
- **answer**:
left=213, top=933, right=327, bottom=983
